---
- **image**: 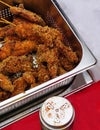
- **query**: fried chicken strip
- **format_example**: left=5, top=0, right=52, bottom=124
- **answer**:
left=55, top=39, right=79, bottom=64
left=0, top=89, right=11, bottom=101
left=13, top=40, right=38, bottom=56
left=37, top=64, right=50, bottom=83
left=60, top=56, right=76, bottom=71
left=15, top=23, right=63, bottom=47
left=15, top=23, right=78, bottom=65
left=0, top=73, right=14, bottom=92
left=58, top=66, right=67, bottom=76
left=23, top=71, right=36, bottom=84
left=0, top=42, right=13, bottom=60
left=0, top=25, right=15, bottom=39
left=12, top=77, right=27, bottom=96
left=37, top=45, right=59, bottom=78
left=10, top=6, right=46, bottom=26
left=13, top=16, right=34, bottom=25
left=0, top=55, right=33, bottom=74
left=0, top=26, right=10, bottom=39
left=0, top=40, right=38, bottom=60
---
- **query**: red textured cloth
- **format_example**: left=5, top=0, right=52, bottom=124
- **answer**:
left=2, top=81, right=100, bottom=130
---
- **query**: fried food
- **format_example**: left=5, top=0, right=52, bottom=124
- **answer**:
left=60, top=56, right=76, bottom=71
left=12, top=77, right=27, bottom=96
left=13, top=16, right=33, bottom=25
left=0, top=25, right=11, bottom=39
left=15, top=23, right=62, bottom=47
left=0, top=4, right=79, bottom=101
left=0, top=55, right=33, bottom=74
left=37, top=45, right=59, bottom=78
left=4, top=35, right=19, bottom=42
left=13, top=40, right=38, bottom=56
left=0, top=89, right=11, bottom=101
left=23, top=71, right=36, bottom=84
left=0, top=25, right=15, bottom=40
left=37, top=64, right=50, bottom=83
left=0, top=40, right=38, bottom=60
left=58, top=66, right=67, bottom=76
left=15, top=23, right=43, bottom=40
left=10, top=6, right=46, bottom=26
left=0, top=73, right=14, bottom=92
left=0, top=42, right=13, bottom=60
left=55, top=39, right=78, bottom=64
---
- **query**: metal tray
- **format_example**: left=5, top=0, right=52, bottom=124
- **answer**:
left=0, top=0, right=96, bottom=115
left=0, top=71, right=94, bottom=129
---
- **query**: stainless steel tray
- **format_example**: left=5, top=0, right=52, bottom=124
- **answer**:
left=0, top=0, right=96, bottom=116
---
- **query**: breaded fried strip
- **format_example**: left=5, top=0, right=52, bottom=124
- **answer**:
left=0, top=40, right=38, bottom=60
left=12, top=77, right=27, bottom=96
left=13, top=40, right=38, bottom=56
left=0, top=25, right=15, bottom=39
left=0, top=55, right=33, bottom=74
left=23, top=71, right=36, bottom=84
left=37, top=65, right=50, bottom=83
left=0, top=73, right=14, bottom=92
left=60, top=57, right=76, bottom=71
left=15, top=23, right=63, bottom=47
left=37, top=46, right=59, bottom=78
left=55, top=39, right=78, bottom=64
left=0, top=90, right=11, bottom=101
left=13, top=17, right=33, bottom=25
left=10, top=6, right=46, bottom=26
left=0, top=42, right=14, bottom=60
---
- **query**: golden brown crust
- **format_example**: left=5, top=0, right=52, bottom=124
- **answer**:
left=0, top=89, right=11, bottom=101
left=0, top=55, right=33, bottom=74
left=0, top=73, right=14, bottom=92
left=0, top=5, right=79, bottom=101
left=23, top=71, right=36, bottom=84
left=12, top=77, right=27, bottom=96
left=10, top=6, right=46, bottom=26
